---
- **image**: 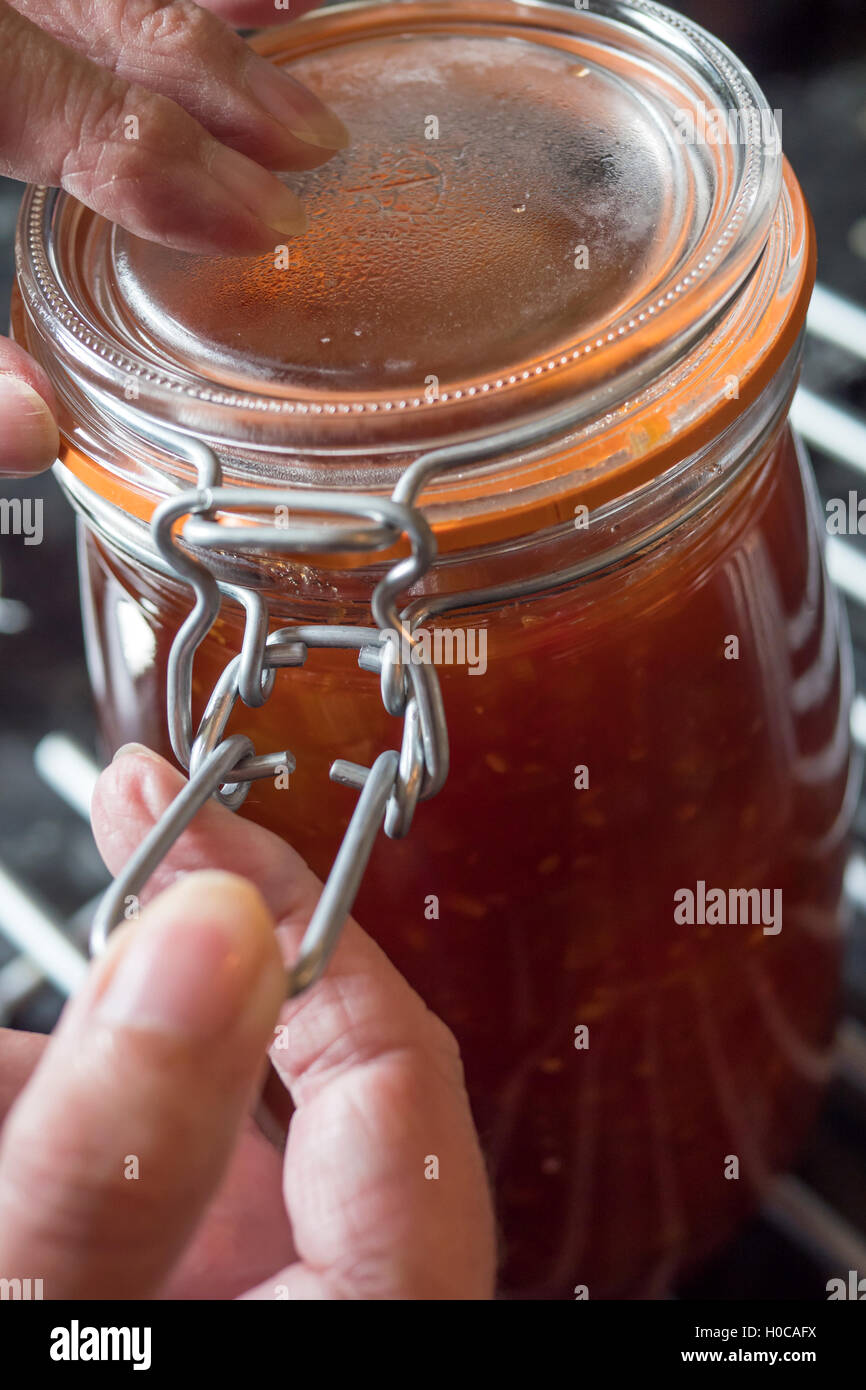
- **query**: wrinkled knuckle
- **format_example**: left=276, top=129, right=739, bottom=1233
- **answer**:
left=119, top=88, right=193, bottom=158
left=61, top=81, right=186, bottom=190
left=136, top=1, right=226, bottom=61
left=63, top=85, right=197, bottom=224
left=62, top=77, right=132, bottom=169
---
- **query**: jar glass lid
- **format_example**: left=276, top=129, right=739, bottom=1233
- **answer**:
left=17, top=0, right=788, bottom=458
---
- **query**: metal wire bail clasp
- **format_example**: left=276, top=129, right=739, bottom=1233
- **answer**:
left=88, top=420, right=450, bottom=998
left=86, top=387, right=592, bottom=995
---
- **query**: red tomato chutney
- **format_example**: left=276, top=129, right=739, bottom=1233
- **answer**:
left=14, top=1, right=853, bottom=1298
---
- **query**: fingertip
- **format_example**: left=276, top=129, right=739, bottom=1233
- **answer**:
left=92, top=741, right=322, bottom=926
left=248, top=58, right=349, bottom=155
left=0, top=340, right=60, bottom=417
left=94, top=743, right=175, bottom=810
left=159, top=869, right=276, bottom=943
left=152, top=868, right=283, bottom=985
left=112, top=741, right=161, bottom=764
left=207, top=143, right=309, bottom=240
left=91, top=746, right=181, bottom=851
left=93, top=870, right=280, bottom=1043
left=0, top=376, right=59, bottom=476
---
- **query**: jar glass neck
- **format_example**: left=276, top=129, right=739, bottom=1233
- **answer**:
left=58, top=336, right=803, bottom=620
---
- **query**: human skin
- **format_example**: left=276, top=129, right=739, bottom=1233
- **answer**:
left=0, top=748, right=496, bottom=1299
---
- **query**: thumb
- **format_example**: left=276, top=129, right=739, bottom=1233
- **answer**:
left=0, top=871, right=285, bottom=1299
left=0, top=338, right=59, bottom=477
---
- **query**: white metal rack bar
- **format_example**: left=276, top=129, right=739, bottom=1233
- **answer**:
left=0, top=863, right=88, bottom=1002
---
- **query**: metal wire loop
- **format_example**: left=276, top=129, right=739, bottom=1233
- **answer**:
left=87, top=408, right=493, bottom=996
left=90, top=735, right=256, bottom=957
left=384, top=698, right=425, bottom=839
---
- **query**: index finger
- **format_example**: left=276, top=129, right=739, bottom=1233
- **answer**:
left=0, top=3, right=309, bottom=255
left=7, top=0, right=347, bottom=171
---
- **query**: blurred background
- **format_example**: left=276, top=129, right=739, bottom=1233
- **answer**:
left=0, top=0, right=865, bottom=1298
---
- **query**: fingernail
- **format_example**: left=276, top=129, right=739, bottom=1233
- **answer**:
left=209, top=145, right=308, bottom=236
left=0, top=376, right=59, bottom=475
left=112, top=742, right=158, bottom=763
left=96, top=872, right=276, bottom=1039
left=252, top=60, right=349, bottom=152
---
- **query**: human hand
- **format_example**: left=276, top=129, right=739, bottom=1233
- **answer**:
left=0, top=746, right=497, bottom=1299
left=0, top=0, right=346, bottom=474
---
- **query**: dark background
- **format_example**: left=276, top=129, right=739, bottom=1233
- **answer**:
left=0, top=1, right=864, bottom=1298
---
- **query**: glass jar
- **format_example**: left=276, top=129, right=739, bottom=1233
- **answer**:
left=13, top=0, right=854, bottom=1299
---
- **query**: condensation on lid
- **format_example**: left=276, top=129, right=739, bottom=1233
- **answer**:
left=113, top=31, right=680, bottom=395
